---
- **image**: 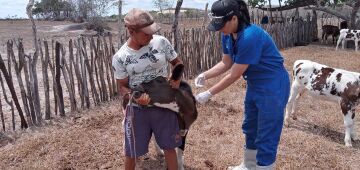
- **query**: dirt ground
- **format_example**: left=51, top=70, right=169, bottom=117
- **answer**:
left=0, top=43, right=359, bottom=169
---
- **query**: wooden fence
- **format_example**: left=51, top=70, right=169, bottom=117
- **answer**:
left=0, top=20, right=316, bottom=131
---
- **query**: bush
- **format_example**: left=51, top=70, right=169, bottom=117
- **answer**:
left=85, top=17, right=112, bottom=34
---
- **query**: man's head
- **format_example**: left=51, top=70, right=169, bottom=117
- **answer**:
left=125, top=8, right=160, bottom=46
left=207, top=0, right=250, bottom=34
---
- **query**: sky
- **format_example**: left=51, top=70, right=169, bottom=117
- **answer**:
left=0, top=0, right=281, bottom=19
left=0, top=0, right=215, bottom=18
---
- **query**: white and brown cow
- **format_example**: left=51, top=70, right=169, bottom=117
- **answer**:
left=285, top=60, right=360, bottom=147
left=336, top=29, right=360, bottom=51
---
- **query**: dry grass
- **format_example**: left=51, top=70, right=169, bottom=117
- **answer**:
left=0, top=44, right=359, bottom=169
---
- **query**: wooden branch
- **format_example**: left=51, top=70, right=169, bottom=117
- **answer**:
left=42, top=40, right=51, bottom=120
left=0, top=54, right=28, bottom=129
left=68, top=40, right=77, bottom=111
left=102, top=37, right=113, bottom=99
left=202, top=3, right=209, bottom=28
left=84, top=37, right=100, bottom=106
left=108, top=35, right=117, bottom=97
left=172, top=0, right=183, bottom=52
left=26, top=0, right=42, bottom=122
left=118, top=0, right=123, bottom=49
left=0, top=72, right=16, bottom=130
left=80, top=38, right=90, bottom=108
left=60, top=45, right=76, bottom=111
left=49, top=40, right=58, bottom=115
left=55, top=42, right=65, bottom=116
left=73, top=40, right=85, bottom=108
left=28, top=52, right=42, bottom=124
left=304, top=6, right=350, bottom=20
left=90, top=38, right=103, bottom=101
left=0, top=87, right=4, bottom=131
left=8, top=40, right=33, bottom=126
left=97, top=38, right=108, bottom=101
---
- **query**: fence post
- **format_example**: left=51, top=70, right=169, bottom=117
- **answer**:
left=55, top=42, right=65, bottom=116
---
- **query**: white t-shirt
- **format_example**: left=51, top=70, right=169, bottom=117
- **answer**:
left=112, top=35, right=177, bottom=88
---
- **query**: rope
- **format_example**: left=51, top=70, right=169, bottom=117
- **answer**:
left=124, top=92, right=137, bottom=159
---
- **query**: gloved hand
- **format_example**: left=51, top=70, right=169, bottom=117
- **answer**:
left=195, top=90, right=213, bottom=104
left=194, top=73, right=206, bottom=87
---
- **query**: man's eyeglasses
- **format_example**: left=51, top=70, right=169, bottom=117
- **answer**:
left=208, top=10, right=234, bottom=24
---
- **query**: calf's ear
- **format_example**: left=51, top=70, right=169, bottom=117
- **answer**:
left=170, top=63, right=185, bottom=81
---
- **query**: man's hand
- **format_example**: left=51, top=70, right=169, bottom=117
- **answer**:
left=134, top=93, right=151, bottom=105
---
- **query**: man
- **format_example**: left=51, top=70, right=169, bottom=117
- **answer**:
left=112, top=8, right=183, bottom=170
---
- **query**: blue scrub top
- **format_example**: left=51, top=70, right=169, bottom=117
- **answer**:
left=222, top=24, right=287, bottom=90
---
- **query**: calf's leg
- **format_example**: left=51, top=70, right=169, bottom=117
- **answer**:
left=343, top=111, right=354, bottom=147
left=285, top=82, right=304, bottom=126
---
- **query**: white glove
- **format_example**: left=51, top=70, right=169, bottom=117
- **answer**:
left=194, top=73, right=206, bottom=87
left=195, top=90, right=213, bottom=104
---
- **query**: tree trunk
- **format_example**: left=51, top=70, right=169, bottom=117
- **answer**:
left=202, top=3, right=209, bottom=28
left=27, top=0, right=42, bottom=124
left=172, top=0, right=183, bottom=52
left=118, top=0, right=123, bottom=48
left=312, top=10, right=318, bottom=41
left=0, top=54, right=28, bottom=129
left=269, top=0, right=273, bottom=23
left=278, top=0, right=283, bottom=22
left=350, top=0, right=360, bottom=29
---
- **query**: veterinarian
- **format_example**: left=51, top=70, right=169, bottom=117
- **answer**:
left=111, top=8, right=183, bottom=170
left=194, top=0, right=290, bottom=169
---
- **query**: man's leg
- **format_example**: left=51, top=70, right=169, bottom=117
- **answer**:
left=123, top=107, right=152, bottom=169
left=164, top=149, right=178, bottom=170
left=125, top=157, right=136, bottom=170
left=150, top=107, right=182, bottom=169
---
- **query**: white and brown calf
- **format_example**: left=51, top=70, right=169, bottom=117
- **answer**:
left=285, top=60, right=360, bottom=147
left=336, top=29, right=360, bottom=51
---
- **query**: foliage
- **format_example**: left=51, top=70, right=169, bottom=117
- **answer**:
left=152, top=0, right=174, bottom=13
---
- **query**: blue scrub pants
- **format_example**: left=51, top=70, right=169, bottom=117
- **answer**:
left=242, top=73, right=290, bottom=166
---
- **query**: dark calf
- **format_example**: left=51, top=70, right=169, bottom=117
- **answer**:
left=132, top=64, right=198, bottom=132
left=131, top=64, right=197, bottom=169
left=322, top=25, right=340, bottom=44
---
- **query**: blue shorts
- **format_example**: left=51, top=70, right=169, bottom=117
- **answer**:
left=123, top=106, right=182, bottom=158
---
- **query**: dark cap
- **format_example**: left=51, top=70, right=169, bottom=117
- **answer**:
left=124, top=8, right=161, bottom=34
left=207, top=0, right=238, bottom=31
